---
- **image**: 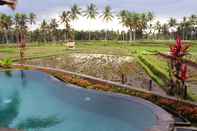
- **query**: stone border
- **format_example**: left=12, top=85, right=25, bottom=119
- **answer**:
left=9, top=64, right=175, bottom=131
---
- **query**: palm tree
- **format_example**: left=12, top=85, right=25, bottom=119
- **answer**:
left=168, top=17, right=177, bottom=27
left=84, top=3, right=98, bottom=40
left=130, top=12, right=142, bottom=41
left=70, top=4, right=81, bottom=40
left=60, top=11, right=71, bottom=41
left=154, top=21, right=161, bottom=39
left=40, top=20, right=49, bottom=43
left=124, top=12, right=142, bottom=41
left=29, top=12, right=36, bottom=42
left=0, top=13, right=13, bottom=44
left=140, top=13, right=148, bottom=31
left=189, top=14, right=197, bottom=39
left=161, top=23, right=169, bottom=39
left=50, top=18, right=58, bottom=42
left=189, top=14, right=197, bottom=26
left=14, top=13, right=28, bottom=34
left=146, top=12, right=154, bottom=39
left=146, top=11, right=154, bottom=22
left=118, top=10, right=128, bottom=41
left=14, top=13, right=29, bottom=40
left=180, top=17, right=188, bottom=40
left=100, top=5, right=113, bottom=40
left=29, top=12, right=36, bottom=25
left=168, top=17, right=177, bottom=39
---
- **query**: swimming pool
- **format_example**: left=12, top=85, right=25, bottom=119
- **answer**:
left=0, top=70, right=172, bottom=131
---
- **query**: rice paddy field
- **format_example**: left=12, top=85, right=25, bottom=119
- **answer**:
left=0, top=40, right=197, bottom=101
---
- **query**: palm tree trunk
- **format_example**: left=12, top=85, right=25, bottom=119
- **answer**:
left=129, top=30, right=132, bottom=41
left=182, top=29, right=185, bottom=40
left=4, top=30, right=9, bottom=44
left=65, top=31, right=67, bottom=42
left=133, top=30, right=136, bottom=41
left=89, top=31, right=91, bottom=40
left=122, top=32, right=124, bottom=41
left=73, top=20, right=75, bottom=41
left=105, top=31, right=107, bottom=40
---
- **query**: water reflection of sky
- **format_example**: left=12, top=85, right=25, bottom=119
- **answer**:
left=0, top=70, right=157, bottom=131
left=0, top=71, right=63, bottom=131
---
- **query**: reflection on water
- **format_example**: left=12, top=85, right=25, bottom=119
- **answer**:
left=20, top=70, right=27, bottom=88
left=16, top=116, right=62, bottom=130
left=4, top=70, right=13, bottom=78
left=0, top=73, right=63, bottom=131
left=0, top=91, right=20, bottom=127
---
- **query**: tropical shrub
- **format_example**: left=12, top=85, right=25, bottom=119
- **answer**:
left=168, top=37, right=191, bottom=98
left=92, top=84, right=111, bottom=91
left=0, top=58, right=13, bottom=68
left=76, top=79, right=91, bottom=87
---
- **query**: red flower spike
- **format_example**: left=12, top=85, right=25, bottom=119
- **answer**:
left=180, top=64, right=188, bottom=81
left=169, top=37, right=190, bottom=58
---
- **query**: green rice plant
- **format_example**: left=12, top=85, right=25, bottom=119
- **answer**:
left=137, top=55, right=170, bottom=90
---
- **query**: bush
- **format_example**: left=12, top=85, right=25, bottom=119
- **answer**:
left=63, top=75, right=73, bottom=82
left=0, top=58, right=13, bottom=68
left=70, top=78, right=91, bottom=87
left=92, top=84, right=111, bottom=91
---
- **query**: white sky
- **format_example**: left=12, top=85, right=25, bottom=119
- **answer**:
left=0, top=0, right=196, bottom=31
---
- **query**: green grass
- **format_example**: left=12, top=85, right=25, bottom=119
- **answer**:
left=1, top=40, right=197, bottom=101
left=1, top=40, right=197, bottom=59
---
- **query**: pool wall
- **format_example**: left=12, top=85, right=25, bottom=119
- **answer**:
left=10, top=64, right=197, bottom=129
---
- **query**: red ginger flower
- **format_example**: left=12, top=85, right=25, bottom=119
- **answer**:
left=180, top=64, right=188, bottom=81
left=169, top=37, right=191, bottom=58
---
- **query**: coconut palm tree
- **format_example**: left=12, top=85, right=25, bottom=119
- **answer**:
left=168, top=17, right=177, bottom=27
left=70, top=4, right=81, bottom=40
left=0, top=13, right=13, bottom=44
left=189, top=14, right=197, bottom=26
left=40, top=20, right=49, bottom=43
left=84, top=3, right=98, bottom=40
left=161, top=23, right=169, bottom=39
left=29, top=12, right=36, bottom=42
left=180, top=17, right=188, bottom=40
left=118, top=10, right=128, bottom=41
left=60, top=11, right=71, bottom=41
left=168, top=17, right=177, bottom=39
left=146, top=11, right=154, bottom=22
left=154, top=21, right=161, bottom=39
left=14, top=13, right=28, bottom=34
left=29, top=12, right=36, bottom=25
left=140, top=13, right=148, bottom=30
left=189, top=14, right=197, bottom=39
left=49, top=18, right=58, bottom=42
left=125, top=12, right=142, bottom=41
left=100, top=5, right=113, bottom=40
left=146, top=12, right=154, bottom=39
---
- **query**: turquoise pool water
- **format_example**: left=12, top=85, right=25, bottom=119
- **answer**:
left=0, top=70, right=157, bottom=131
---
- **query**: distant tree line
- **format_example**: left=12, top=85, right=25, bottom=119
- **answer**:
left=0, top=3, right=197, bottom=44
